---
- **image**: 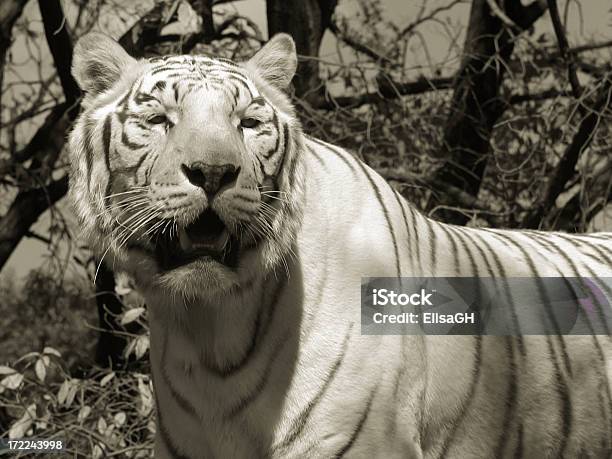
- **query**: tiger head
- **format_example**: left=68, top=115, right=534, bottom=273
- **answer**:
left=68, top=33, right=304, bottom=300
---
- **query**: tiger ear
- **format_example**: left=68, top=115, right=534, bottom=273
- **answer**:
left=245, top=33, right=297, bottom=90
left=72, top=32, right=137, bottom=95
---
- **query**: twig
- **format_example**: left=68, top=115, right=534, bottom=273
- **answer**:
left=564, top=39, right=612, bottom=55
left=547, top=0, right=582, bottom=99
left=314, top=76, right=453, bottom=109
left=328, top=22, right=394, bottom=65
left=508, top=88, right=571, bottom=104
left=398, top=0, right=464, bottom=41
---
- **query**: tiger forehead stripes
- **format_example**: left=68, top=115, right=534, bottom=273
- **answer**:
left=104, top=58, right=287, bottom=197
left=68, top=33, right=612, bottom=458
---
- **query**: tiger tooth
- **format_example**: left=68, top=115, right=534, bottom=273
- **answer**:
left=179, top=228, right=193, bottom=252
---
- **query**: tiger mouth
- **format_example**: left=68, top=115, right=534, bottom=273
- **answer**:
left=155, top=208, right=240, bottom=270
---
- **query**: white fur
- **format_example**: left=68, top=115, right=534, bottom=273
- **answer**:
left=67, top=33, right=612, bottom=458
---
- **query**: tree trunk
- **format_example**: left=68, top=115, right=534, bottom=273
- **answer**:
left=94, top=264, right=132, bottom=367
left=432, top=0, right=547, bottom=224
left=38, top=0, right=80, bottom=113
left=266, top=0, right=337, bottom=105
left=188, top=0, right=215, bottom=43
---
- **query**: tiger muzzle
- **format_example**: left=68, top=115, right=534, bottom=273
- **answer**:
left=155, top=208, right=240, bottom=270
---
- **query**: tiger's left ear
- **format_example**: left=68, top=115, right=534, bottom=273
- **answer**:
left=72, top=32, right=137, bottom=95
left=245, top=34, right=297, bottom=90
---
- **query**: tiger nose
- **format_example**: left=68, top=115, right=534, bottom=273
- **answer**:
left=181, top=162, right=240, bottom=197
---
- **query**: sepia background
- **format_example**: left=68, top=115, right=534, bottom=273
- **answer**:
left=0, top=0, right=610, bottom=456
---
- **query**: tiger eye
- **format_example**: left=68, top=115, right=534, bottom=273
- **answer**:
left=148, top=114, right=168, bottom=125
left=240, top=118, right=261, bottom=129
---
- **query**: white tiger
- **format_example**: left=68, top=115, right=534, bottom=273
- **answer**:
left=67, top=32, right=612, bottom=458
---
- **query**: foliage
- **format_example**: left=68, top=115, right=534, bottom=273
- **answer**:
left=0, top=349, right=154, bottom=457
left=0, top=282, right=153, bottom=457
left=0, top=270, right=97, bottom=368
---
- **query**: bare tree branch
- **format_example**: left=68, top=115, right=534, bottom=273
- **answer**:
left=0, top=0, right=28, bottom=56
left=547, top=0, right=582, bottom=99
left=38, top=0, right=80, bottom=111
left=316, top=35, right=612, bottom=110
left=508, top=88, right=571, bottom=104
left=118, top=3, right=169, bottom=57
left=525, top=78, right=612, bottom=228
left=311, top=76, right=570, bottom=111
left=486, top=0, right=518, bottom=28
left=314, top=76, right=453, bottom=109
left=0, top=103, right=66, bottom=176
left=397, top=0, right=464, bottom=41
left=565, top=39, right=612, bottom=55
left=0, top=175, right=68, bottom=270
left=328, top=21, right=393, bottom=65
left=0, top=0, right=30, bottom=115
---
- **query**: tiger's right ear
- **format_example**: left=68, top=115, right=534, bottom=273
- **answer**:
left=245, top=33, right=297, bottom=90
left=72, top=32, right=137, bottom=95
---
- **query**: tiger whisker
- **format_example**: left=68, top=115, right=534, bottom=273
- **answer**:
left=115, top=212, right=161, bottom=251
left=97, top=199, right=150, bottom=219
left=94, top=245, right=115, bottom=285
left=114, top=204, right=158, bottom=231
left=94, top=210, right=157, bottom=285
left=109, top=196, right=151, bottom=207
left=110, top=203, right=162, bottom=248
left=161, top=219, right=172, bottom=235
left=103, top=188, right=148, bottom=200
left=260, top=194, right=287, bottom=203
left=260, top=190, right=289, bottom=196
left=141, top=217, right=166, bottom=238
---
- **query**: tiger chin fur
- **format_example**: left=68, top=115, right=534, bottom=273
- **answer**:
left=67, top=32, right=612, bottom=458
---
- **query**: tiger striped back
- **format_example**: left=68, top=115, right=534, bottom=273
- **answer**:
left=67, top=32, right=612, bottom=458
